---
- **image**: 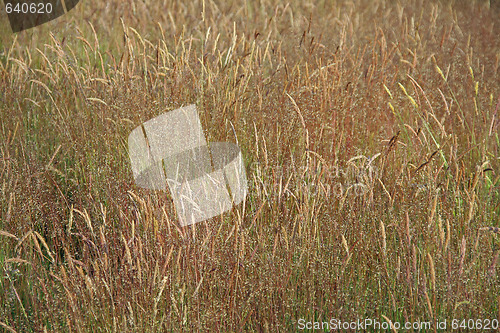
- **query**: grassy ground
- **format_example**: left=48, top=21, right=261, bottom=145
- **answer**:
left=0, top=0, right=499, bottom=331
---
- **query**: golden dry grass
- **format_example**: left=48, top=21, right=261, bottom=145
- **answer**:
left=0, top=0, right=499, bottom=331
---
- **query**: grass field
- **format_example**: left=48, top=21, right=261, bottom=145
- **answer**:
left=0, top=0, right=499, bottom=331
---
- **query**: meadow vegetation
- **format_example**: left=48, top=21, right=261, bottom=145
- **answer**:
left=0, top=0, right=499, bottom=331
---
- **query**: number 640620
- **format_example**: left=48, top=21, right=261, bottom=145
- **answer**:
left=451, top=319, right=499, bottom=330
left=5, top=2, right=53, bottom=14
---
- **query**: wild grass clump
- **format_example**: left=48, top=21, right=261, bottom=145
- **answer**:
left=1, top=0, right=499, bottom=331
